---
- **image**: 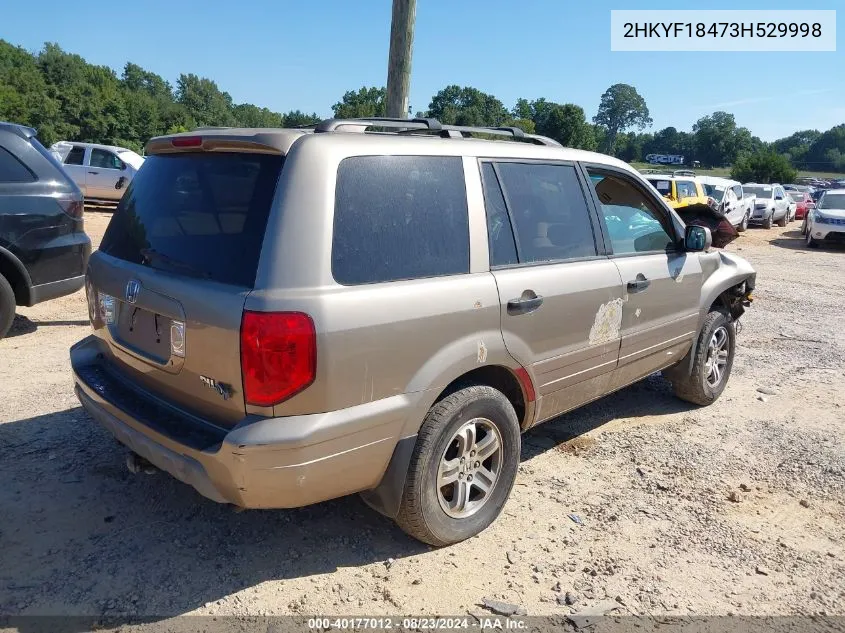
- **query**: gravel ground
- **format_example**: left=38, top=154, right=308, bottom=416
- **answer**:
left=1, top=211, right=843, bottom=624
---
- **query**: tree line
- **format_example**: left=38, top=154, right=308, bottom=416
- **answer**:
left=1, top=40, right=843, bottom=176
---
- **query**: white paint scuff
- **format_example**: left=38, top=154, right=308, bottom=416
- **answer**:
left=477, top=340, right=488, bottom=363
left=589, top=298, right=624, bottom=345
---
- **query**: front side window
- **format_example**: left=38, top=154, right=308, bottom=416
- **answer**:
left=332, top=156, right=469, bottom=285
left=90, top=148, right=124, bottom=170
left=587, top=169, right=677, bottom=255
left=485, top=162, right=597, bottom=265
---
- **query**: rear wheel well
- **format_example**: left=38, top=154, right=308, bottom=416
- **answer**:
left=0, top=252, right=30, bottom=305
left=435, top=366, right=527, bottom=429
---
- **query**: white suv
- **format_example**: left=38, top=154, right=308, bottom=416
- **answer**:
left=805, top=189, right=845, bottom=248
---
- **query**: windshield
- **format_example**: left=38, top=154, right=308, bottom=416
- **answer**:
left=100, top=152, right=283, bottom=287
left=745, top=186, right=773, bottom=199
left=701, top=184, right=726, bottom=202
left=116, top=149, right=145, bottom=170
left=819, top=193, right=845, bottom=210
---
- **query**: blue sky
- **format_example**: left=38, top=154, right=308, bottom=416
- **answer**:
left=1, top=0, right=841, bottom=141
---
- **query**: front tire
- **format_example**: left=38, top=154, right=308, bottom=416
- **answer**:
left=807, top=229, right=819, bottom=249
left=737, top=212, right=749, bottom=233
left=762, top=213, right=773, bottom=229
left=0, top=274, right=16, bottom=340
left=666, top=310, right=735, bottom=406
left=776, top=212, right=787, bottom=227
left=395, top=385, right=521, bottom=546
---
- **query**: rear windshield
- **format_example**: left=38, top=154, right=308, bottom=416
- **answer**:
left=100, top=152, right=282, bottom=287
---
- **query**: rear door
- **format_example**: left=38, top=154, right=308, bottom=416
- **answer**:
left=89, top=150, right=284, bottom=427
left=583, top=166, right=702, bottom=388
left=61, top=145, right=88, bottom=195
left=481, top=160, right=625, bottom=424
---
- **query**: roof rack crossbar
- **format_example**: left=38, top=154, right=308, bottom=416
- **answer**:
left=314, top=117, right=561, bottom=147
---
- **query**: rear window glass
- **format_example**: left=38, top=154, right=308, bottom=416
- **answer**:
left=647, top=179, right=672, bottom=196
left=332, top=156, right=469, bottom=285
left=100, top=152, right=283, bottom=287
left=0, top=146, right=35, bottom=182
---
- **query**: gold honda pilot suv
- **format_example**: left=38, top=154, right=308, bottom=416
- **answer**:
left=71, top=118, right=755, bottom=545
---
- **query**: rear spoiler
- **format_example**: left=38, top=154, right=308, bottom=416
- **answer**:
left=145, top=129, right=309, bottom=156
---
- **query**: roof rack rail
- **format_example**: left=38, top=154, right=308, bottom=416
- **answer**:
left=673, top=169, right=696, bottom=177
left=313, top=117, right=561, bottom=147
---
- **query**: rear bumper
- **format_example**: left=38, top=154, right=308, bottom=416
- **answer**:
left=28, top=274, right=85, bottom=305
left=70, top=335, right=411, bottom=509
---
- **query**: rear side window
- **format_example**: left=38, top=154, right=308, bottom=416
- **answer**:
left=100, top=152, right=283, bottom=287
left=0, top=146, right=35, bottom=182
left=332, top=156, right=469, bottom=285
left=65, top=146, right=85, bottom=165
left=488, top=162, right=597, bottom=264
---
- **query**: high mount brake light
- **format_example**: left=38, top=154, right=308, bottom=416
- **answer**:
left=171, top=136, right=203, bottom=148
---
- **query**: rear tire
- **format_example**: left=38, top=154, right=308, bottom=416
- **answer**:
left=0, top=274, right=16, bottom=340
left=666, top=309, right=735, bottom=407
left=395, top=385, right=521, bottom=546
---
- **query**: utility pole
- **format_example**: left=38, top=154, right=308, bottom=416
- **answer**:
left=385, top=0, right=416, bottom=118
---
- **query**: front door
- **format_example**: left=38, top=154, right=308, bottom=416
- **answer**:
left=87, top=147, right=126, bottom=200
left=479, top=160, right=625, bottom=425
left=583, top=166, right=702, bottom=389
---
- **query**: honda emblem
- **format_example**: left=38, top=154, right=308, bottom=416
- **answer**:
left=125, top=279, right=141, bottom=304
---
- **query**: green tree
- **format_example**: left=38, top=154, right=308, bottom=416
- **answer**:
left=510, top=98, right=595, bottom=149
left=730, top=151, right=797, bottom=184
left=281, top=110, right=322, bottom=127
left=804, top=125, right=845, bottom=172
left=692, top=112, right=759, bottom=167
left=176, top=73, right=234, bottom=127
left=593, top=83, right=652, bottom=154
left=232, top=103, right=281, bottom=128
left=426, top=85, right=509, bottom=126
left=332, top=86, right=385, bottom=118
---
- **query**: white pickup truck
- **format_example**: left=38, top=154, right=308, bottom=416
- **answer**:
left=697, top=176, right=755, bottom=232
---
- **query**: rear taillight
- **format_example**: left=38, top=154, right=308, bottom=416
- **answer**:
left=240, top=311, right=316, bottom=407
left=57, top=194, right=83, bottom=219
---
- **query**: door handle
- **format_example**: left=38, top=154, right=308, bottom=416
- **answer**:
left=507, top=291, right=544, bottom=315
left=627, top=274, right=651, bottom=293
left=88, top=171, right=99, bottom=175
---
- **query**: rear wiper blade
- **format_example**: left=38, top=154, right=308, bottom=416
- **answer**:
left=140, top=248, right=211, bottom=279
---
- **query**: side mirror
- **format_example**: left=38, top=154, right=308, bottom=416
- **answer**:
left=685, top=225, right=712, bottom=252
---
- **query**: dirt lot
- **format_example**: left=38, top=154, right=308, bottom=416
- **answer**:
left=1, top=210, right=843, bottom=622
